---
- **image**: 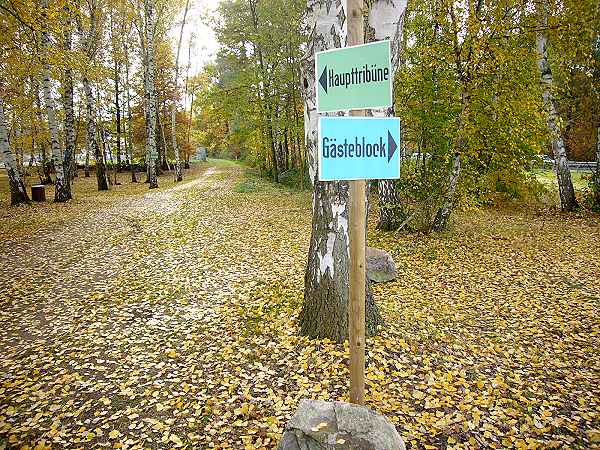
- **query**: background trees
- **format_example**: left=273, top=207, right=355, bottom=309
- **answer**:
left=0, top=0, right=196, bottom=199
left=188, top=0, right=598, bottom=225
left=3, top=0, right=597, bottom=212
left=195, top=0, right=306, bottom=182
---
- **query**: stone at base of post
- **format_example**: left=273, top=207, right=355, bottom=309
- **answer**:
left=278, top=399, right=405, bottom=450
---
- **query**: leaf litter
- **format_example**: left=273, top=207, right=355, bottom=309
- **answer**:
left=0, top=161, right=599, bottom=449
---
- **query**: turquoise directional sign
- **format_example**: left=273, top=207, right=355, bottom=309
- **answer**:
left=318, top=117, right=400, bottom=181
left=316, top=40, right=392, bottom=113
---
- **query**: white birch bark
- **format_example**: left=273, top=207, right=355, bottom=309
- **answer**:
left=433, top=152, right=460, bottom=231
left=300, top=0, right=381, bottom=342
left=0, top=99, right=30, bottom=205
left=433, top=2, right=466, bottom=232
left=536, top=0, right=577, bottom=211
left=171, top=0, right=190, bottom=182
left=40, top=0, right=68, bottom=202
left=144, top=0, right=159, bottom=189
left=367, top=0, right=408, bottom=231
left=432, top=85, right=468, bottom=233
left=594, top=126, right=600, bottom=206
left=82, top=79, right=108, bottom=190
left=76, top=2, right=108, bottom=190
left=123, top=36, right=137, bottom=183
left=62, top=6, right=75, bottom=196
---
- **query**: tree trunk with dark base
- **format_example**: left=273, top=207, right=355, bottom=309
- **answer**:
left=83, top=78, right=109, bottom=191
left=536, top=0, right=577, bottom=212
left=41, top=0, right=69, bottom=202
left=299, top=0, right=381, bottom=343
left=0, top=100, right=30, bottom=205
left=432, top=152, right=460, bottom=232
left=366, top=0, right=407, bottom=231
left=62, top=5, right=76, bottom=191
left=301, top=183, right=381, bottom=342
left=377, top=180, right=402, bottom=231
left=145, top=0, right=159, bottom=189
left=171, top=0, right=190, bottom=183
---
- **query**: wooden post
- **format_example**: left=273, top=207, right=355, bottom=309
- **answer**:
left=347, top=0, right=366, bottom=406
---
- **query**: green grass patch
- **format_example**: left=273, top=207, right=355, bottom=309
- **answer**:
left=534, top=169, right=588, bottom=191
left=233, top=179, right=261, bottom=193
left=233, top=167, right=286, bottom=194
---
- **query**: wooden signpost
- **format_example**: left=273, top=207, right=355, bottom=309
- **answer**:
left=347, top=0, right=366, bottom=406
left=314, top=0, right=399, bottom=405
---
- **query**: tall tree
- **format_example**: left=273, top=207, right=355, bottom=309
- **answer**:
left=62, top=4, right=76, bottom=192
left=171, top=0, right=190, bottom=182
left=77, top=0, right=109, bottom=191
left=596, top=126, right=600, bottom=206
left=431, top=1, right=473, bottom=231
left=123, top=29, right=137, bottom=183
left=299, top=0, right=381, bottom=343
left=536, top=0, right=578, bottom=211
left=40, top=0, right=69, bottom=202
left=0, top=99, right=30, bottom=205
left=367, top=0, right=408, bottom=231
left=144, top=0, right=159, bottom=189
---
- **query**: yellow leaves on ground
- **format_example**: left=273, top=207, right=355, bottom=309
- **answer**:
left=0, top=162, right=598, bottom=449
left=108, top=429, right=120, bottom=439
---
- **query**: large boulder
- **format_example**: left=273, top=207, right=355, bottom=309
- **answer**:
left=278, top=399, right=405, bottom=450
left=366, top=247, right=397, bottom=283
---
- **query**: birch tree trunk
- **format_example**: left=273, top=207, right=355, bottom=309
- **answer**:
left=144, top=0, right=159, bottom=189
left=171, top=0, right=190, bottom=182
left=32, top=79, right=52, bottom=184
left=536, top=1, right=577, bottom=212
left=432, top=3, right=468, bottom=233
left=124, top=38, right=137, bottom=183
left=0, top=99, right=30, bottom=205
left=184, top=35, right=193, bottom=170
left=594, top=126, right=600, bottom=207
left=62, top=5, right=76, bottom=193
left=299, top=0, right=381, bottom=343
left=76, top=0, right=107, bottom=190
left=367, top=0, right=407, bottom=231
left=432, top=86, right=468, bottom=232
left=85, top=148, right=90, bottom=177
left=83, top=78, right=109, bottom=190
left=115, top=60, right=122, bottom=171
left=41, top=0, right=68, bottom=202
left=432, top=152, right=461, bottom=232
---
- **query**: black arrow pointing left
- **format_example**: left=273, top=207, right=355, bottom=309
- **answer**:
left=319, top=66, right=328, bottom=94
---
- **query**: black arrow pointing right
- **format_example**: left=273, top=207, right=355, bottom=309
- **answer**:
left=387, top=130, right=397, bottom=162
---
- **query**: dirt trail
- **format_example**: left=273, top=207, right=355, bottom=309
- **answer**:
left=0, top=166, right=221, bottom=353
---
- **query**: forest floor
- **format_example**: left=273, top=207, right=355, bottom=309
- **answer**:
left=1, top=160, right=599, bottom=450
